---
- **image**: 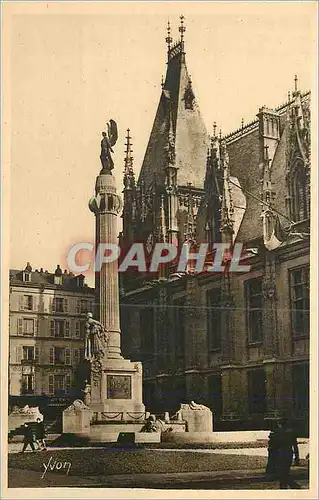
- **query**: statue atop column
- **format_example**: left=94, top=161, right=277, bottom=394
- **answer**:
left=100, top=119, right=118, bottom=174
left=85, top=312, right=109, bottom=360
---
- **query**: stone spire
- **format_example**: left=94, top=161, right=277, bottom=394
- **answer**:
left=122, top=129, right=136, bottom=245
left=204, top=128, right=223, bottom=246
left=123, top=129, right=135, bottom=192
left=261, top=145, right=274, bottom=209
left=159, top=194, right=167, bottom=242
left=179, top=14, right=186, bottom=53
left=138, top=16, right=209, bottom=190
left=184, top=183, right=196, bottom=242
left=219, top=140, right=234, bottom=244
left=165, top=20, right=173, bottom=57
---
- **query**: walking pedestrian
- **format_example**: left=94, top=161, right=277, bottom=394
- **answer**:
left=272, top=418, right=301, bottom=489
left=35, top=417, right=47, bottom=450
left=266, top=423, right=278, bottom=476
left=21, top=423, right=36, bottom=452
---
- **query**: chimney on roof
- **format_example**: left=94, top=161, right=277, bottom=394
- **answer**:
left=54, top=265, right=63, bottom=285
left=54, top=265, right=63, bottom=277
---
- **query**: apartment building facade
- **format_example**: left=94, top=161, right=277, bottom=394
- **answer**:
left=9, top=264, right=95, bottom=408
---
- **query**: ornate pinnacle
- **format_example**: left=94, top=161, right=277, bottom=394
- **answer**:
left=294, top=74, right=298, bottom=93
left=179, top=15, right=186, bottom=47
left=166, top=20, right=172, bottom=51
left=213, top=121, right=217, bottom=138
left=123, top=128, right=135, bottom=191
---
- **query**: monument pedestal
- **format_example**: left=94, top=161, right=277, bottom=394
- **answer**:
left=62, top=400, right=92, bottom=435
left=89, top=357, right=145, bottom=417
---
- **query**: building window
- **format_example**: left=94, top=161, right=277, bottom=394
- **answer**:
left=50, top=320, right=70, bottom=338
left=207, top=288, right=221, bottom=349
left=139, top=304, right=155, bottom=358
left=208, top=374, right=222, bottom=417
left=245, top=278, right=263, bottom=343
left=73, top=348, right=79, bottom=365
left=290, top=162, right=309, bottom=222
left=292, top=363, right=309, bottom=413
left=21, top=374, right=34, bottom=394
left=48, top=374, right=71, bottom=395
left=52, top=297, right=68, bottom=313
left=248, top=369, right=267, bottom=415
left=21, top=318, right=35, bottom=336
left=290, top=266, right=310, bottom=337
left=49, top=347, right=71, bottom=365
left=20, top=295, right=33, bottom=311
left=173, top=297, right=186, bottom=362
left=77, top=298, right=93, bottom=314
left=22, top=346, right=34, bottom=361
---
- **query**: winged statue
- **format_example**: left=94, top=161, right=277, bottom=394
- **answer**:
left=100, top=119, right=118, bottom=173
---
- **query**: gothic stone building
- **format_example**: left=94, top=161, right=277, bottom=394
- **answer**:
left=120, top=20, right=310, bottom=432
left=9, top=263, right=95, bottom=415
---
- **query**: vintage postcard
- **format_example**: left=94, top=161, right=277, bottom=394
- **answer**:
left=1, top=1, right=318, bottom=499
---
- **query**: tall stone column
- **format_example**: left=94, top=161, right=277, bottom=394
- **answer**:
left=86, top=121, right=145, bottom=417
left=89, top=173, right=122, bottom=359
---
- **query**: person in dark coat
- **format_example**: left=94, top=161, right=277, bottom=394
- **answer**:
left=266, top=423, right=279, bottom=476
left=21, top=423, right=36, bottom=452
left=35, top=418, right=47, bottom=450
left=272, top=418, right=301, bottom=489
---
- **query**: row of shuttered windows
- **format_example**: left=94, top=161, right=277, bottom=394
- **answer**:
left=17, top=296, right=94, bottom=314
left=14, top=346, right=85, bottom=365
left=15, top=318, right=86, bottom=338
left=22, top=373, right=72, bottom=395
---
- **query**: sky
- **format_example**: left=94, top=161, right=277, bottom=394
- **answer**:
left=5, top=1, right=317, bottom=286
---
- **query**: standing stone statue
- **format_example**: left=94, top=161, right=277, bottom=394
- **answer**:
left=100, top=119, right=118, bottom=173
left=85, top=312, right=109, bottom=360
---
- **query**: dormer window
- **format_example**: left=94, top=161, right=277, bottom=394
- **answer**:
left=184, top=84, right=195, bottom=110
left=22, top=271, right=31, bottom=282
left=76, top=275, right=85, bottom=287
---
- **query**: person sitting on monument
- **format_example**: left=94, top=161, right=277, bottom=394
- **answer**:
left=141, top=415, right=159, bottom=433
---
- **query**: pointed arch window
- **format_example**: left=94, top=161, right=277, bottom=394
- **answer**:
left=290, top=160, right=309, bottom=222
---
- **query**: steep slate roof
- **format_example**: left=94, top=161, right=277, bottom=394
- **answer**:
left=10, top=267, right=94, bottom=293
left=225, top=92, right=310, bottom=243
left=138, top=41, right=209, bottom=190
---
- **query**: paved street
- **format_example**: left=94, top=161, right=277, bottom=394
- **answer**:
left=8, top=466, right=309, bottom=490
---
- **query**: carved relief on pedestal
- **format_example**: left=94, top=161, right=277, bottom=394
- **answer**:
left=91, top=359, right=102, bottom=387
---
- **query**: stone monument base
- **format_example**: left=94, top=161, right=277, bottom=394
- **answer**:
left=62, top=400, right=92, bottom=435
left=89, top=357, right=145, bottom=415
left=9, top=405, right=43, bottom=432
left=179, top=402, right=213, bottom=432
